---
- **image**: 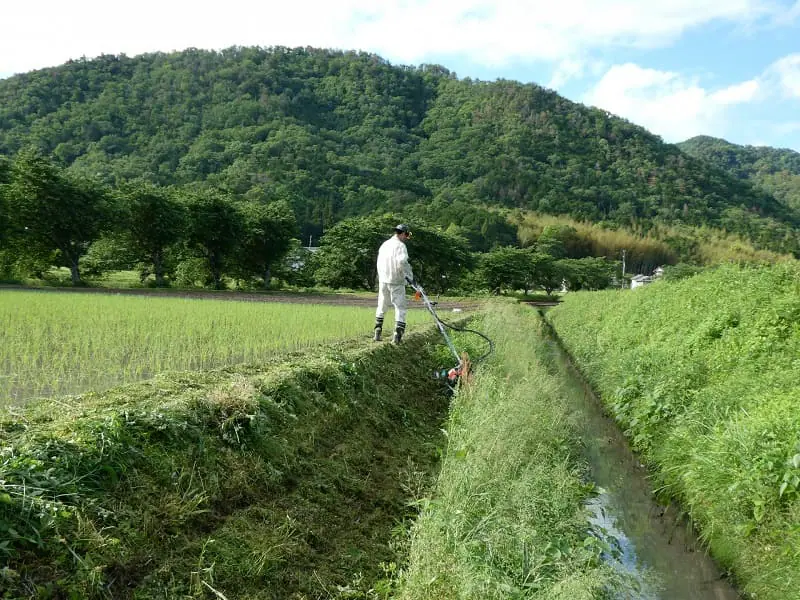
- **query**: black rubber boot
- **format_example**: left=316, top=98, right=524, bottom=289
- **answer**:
left=392, top=321, right=406, bottom=344
left=373, top=317, right=384, bottom=342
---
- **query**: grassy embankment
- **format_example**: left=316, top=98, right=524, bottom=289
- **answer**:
left=397, top=302, right=621, bottom=599
left=0, top=329, right=448, bottom=599
left=547, top=263, right=800, bottom=600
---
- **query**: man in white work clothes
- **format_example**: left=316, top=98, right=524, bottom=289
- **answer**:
left=374, top=224, right=415, bottom=344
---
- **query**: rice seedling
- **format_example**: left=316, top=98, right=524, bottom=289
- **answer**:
left=0, top=291, right=427, bottom=405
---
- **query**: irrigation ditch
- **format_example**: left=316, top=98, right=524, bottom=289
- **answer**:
left=538, top=310, right=741, bottom=600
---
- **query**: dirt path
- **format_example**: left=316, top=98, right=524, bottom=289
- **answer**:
left=0, top=285, right=482, bottom=311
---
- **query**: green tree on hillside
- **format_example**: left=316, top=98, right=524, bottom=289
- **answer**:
left=0, top=157, right=10, bottom=278
left=400, top=226, right=472, bottom=293
left=404, top=195, right=518, bottom=251
left=678, top=135, right=800, bottom=233
left=314, top=216, right=470, bottom=292
left=528, top=252, right=562, bottom=295
left=5, top=150, right=109, bottom=284
left=1, top=48, right=799, bottom=260
left=233, top=199, right=298, bottom=288
left=117, top=181, right=187, bottom=286
left=557, top=257, right=618, bottom=290
left=182, top=188, right=244, bottom=289
left=78, top=234, right=140, bottom=278
left=478, top=247, right=533, bottom=294
left=0, top=155, right=9, bottom=245
left=535, top=224, right=590, bottom=258
left=313, top=216, right=387, bottom=290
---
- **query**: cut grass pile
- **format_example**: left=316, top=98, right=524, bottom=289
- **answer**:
left=0, top=290, right=428, bottom=405
left=547, top=263, right=800, bottom=600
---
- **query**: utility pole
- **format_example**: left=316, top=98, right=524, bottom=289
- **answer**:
left=621, top=249, right=627, bottom=289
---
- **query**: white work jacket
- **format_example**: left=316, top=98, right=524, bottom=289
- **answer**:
left=376, top=235, right=414, bottom=285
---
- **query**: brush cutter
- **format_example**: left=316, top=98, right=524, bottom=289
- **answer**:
left=407, top=278, right=493, bottom=387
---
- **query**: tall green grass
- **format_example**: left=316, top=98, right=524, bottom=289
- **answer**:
left=396, top=302, right=617, bottom=599
left=547, top=263, right=800, bottom=600
left=0, top=291, right=427, bottom=405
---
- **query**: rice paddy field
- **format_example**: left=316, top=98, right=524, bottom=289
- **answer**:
left=0, top=290, right=428, bottom=406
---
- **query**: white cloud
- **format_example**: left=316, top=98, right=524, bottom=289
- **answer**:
left=547, top=59, right=586, bottom=89
left=545, top=59, right=608, bottom=89
left=0, top=0, right=373, bottom=74
left=767, top=53, right=800, bottom=97
left=0, top=0, right=786, bottom=75
left=710, top=79, right=761, bottom=104
left=583, top=64, right=762, bottom=142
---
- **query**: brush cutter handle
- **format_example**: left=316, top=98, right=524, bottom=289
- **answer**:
left=406, top=277, right=461, bottom=366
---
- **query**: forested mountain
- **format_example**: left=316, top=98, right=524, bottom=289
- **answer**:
left=678, top=135, right=800, bottom=214
left=1, top=46, right=799, bottom=255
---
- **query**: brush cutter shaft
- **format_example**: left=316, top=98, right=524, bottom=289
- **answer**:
left=407, top=278, right=462, bottom=365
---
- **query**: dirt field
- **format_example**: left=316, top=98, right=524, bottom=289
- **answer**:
left=0, top=285, right=483, bottom=311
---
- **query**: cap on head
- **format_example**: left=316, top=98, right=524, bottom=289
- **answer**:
left=395, top=223, right=411, bottom=235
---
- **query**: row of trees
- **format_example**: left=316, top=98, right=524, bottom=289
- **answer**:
left=477, top=246, right=617, bottom=294
left=0, top=150, right=297, bottom=288
left=0, top=150, right=622, bottom=294
left=307, top=215, right=616, bottom=294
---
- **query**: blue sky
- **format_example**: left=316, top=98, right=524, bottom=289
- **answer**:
left=2, top=0, right=799, bottom=150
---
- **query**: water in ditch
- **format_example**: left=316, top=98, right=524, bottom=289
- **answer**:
left=543, top=321, right=741, bottom=600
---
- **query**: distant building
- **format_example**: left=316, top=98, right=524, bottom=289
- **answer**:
left=290, top=246, right=320, bottom=270
left=630, top=274, right=654, bottom=289
left=630, top=267, right=664, bottom=289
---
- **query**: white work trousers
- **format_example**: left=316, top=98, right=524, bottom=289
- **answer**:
left=376, top=282, right=407, bottom=324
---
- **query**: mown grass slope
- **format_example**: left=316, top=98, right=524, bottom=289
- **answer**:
left=547, top=263, right=800, bottom=600
left=0, top=332, right=448, bottom=599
